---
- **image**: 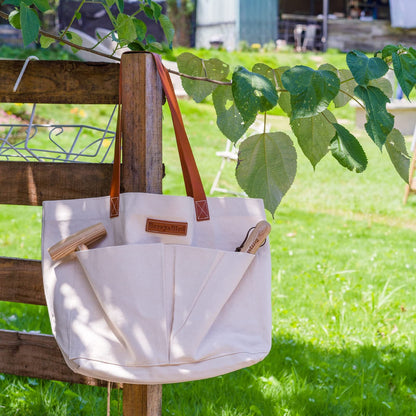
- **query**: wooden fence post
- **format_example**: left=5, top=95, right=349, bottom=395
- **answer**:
left=120, top=52, right=163, bottom=416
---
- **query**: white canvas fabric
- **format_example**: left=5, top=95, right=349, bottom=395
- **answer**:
left=41, top=193, right=271, bottom=384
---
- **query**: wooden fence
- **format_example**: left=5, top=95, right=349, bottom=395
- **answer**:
left=0, top=52, right=163, bottom=416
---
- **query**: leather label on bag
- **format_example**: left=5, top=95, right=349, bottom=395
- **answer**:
left=145, top=218, right=188, bottom=236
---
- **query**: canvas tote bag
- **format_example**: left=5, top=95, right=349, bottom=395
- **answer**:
left=41, top=53, right=272, bottom=384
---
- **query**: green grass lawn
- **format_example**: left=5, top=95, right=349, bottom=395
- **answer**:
left=1, top=47, right=416, bottom=415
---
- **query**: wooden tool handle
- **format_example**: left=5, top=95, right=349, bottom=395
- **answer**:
left=48, top=223, right=107, bottom=261
left=239, top=221, right=271, bottom=254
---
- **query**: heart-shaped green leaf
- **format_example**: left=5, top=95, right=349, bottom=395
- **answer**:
left=177, top=53, right=229, bottom=103
left=212, top=85, right=255, bottom=143
left=385, top=128, right=411, bottom=183
left=281, top=66, right=340, bottom=119
left=318, top=64, right=358, bottom=108
left=2, top=0, right=20, bottom=6
left=290, top=109, right=336, bottom=168
left=252, top=63, right=278, bottom=87
left=20, top=3, right=40, bottom=47
left=115, top=0, right=124, bottom=12
left=33, top=0, right=49, bottom=12
left=369, top=77, right=393, bottom=98
left=40, top=34, right=55, bottom=48
left=232, top=66, right=278, bottom=122
left=65, top=30, right=82, bottom=46
left=392, top=52, right=416, bottom=100
left=150, top=1, right=162, bottom=20
left=354, top=85, right=394, bottom=149
left=381, top=44, right=400, bottom=60
left=133, top=18, right=147, bottom=40
left=8, top=9, right=21, bottom=29
left=253, top=64, right=292, bottom=116
left=330, top=123, right=368, bottom=173
left=236, top=132, right=297, bottom=216
left=347, top=50, right=389, bottom=85
left=158, top=13, right=174, bottom=44
left=116, top=13, right=137, bottom=43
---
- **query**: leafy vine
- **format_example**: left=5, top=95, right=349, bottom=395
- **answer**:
left=0, top=0, right=415, bottom=215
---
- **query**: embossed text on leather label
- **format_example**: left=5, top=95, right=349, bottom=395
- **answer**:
left=145, top=218, right=188, bottom=236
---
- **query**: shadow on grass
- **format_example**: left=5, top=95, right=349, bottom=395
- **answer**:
left=164, top=334, right=416, bottom=415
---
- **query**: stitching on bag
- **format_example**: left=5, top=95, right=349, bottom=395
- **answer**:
left=110, top=196, right=119, bottom=217
left=194, top=200, right=210, bottom=221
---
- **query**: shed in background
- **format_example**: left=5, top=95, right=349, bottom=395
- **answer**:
left=195, top=0, right=278, bottom=50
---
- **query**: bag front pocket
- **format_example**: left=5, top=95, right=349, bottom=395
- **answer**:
left=76, top=243, right=170, bottom=366
left=75, top=243, right=256, bottom=369
left=167, top=245, right=254, bottom=363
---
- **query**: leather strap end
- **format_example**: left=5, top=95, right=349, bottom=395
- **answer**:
left=110, top=196, right=120, bottom=218
left=194, top=200, right=210, bottom=221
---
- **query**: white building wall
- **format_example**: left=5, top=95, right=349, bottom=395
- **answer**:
left=195, top=0, right=239, bottom=50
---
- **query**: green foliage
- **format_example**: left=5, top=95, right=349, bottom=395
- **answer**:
left=175, top=50, right=414, bottom=215
left=20, top=2, right=40, bottom=46
left=354, top=85, right=394, bottom=149
left=290, top=110, right=336, bottom=168
left=1, top=0, right=175, bottom=52
left=385, top=128, right=410, bottom=183
left=232, top=66, right=278, bottom=122
left=1, top=4, right=415, bottom=217
left=236, top=132, right=297, bottom=215
left=381, top=45, right=416, bottom=99
left=329, top=123, right=368, bottom=173
left=8, top=9, right=21, bottom=29
left=177, top=53, right=229, bottom=102
left=281, top=66, right=340, bottom=119
left=212, top=85, right=254, bottom=143
left=346, top=50, right=388, bottom=85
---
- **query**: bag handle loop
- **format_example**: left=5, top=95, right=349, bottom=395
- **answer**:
left=110, top=52, right=210, bottom=221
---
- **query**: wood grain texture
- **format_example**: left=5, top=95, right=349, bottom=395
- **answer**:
left=121, top=52, right=163, bottom=194
left=0, top=60, right=119, bottom=104
left=123, top=384, right=162, bottom=416
left=0, top=258, right=45, bottom=305
left=0, top=162, right=113, bottom=205
left=0, top=329, right=114, bottom=387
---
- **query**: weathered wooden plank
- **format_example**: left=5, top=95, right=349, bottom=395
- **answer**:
left=0, top=258, right=45, bottom=305
left=0, top=60, right=119, bottom=104
left=123, top=384, right=163, bottom=416
left=121, top=52, right=163, bottom=194
left=0, top=329, right=114, bottom=387
left=0, top=161, right=113, bottom=205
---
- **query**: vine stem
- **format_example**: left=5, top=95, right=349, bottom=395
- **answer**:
left=60, top=0, right=86, bottom=40
left=339, top=87, right=366, bottom=110
left=0, top=10, right=235, bottom=84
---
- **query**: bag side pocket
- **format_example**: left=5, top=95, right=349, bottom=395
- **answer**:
left=168, top=245, right=254, bottom=363
left=76, top=243, right=169, bottom=366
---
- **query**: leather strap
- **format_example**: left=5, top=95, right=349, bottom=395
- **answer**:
left=109, top=63, right=122, bottom=218
left=109, top=53, right=210, bottom=221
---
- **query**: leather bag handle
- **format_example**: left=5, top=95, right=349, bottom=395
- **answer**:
left=110, top=53, right=210, bottom=221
